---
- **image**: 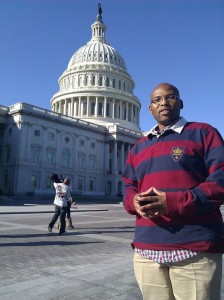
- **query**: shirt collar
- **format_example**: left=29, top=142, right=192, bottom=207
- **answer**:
left=146, top=117, right=187, bottom=138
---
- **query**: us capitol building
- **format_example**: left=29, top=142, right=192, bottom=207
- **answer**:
left=0, top=4, right=142, bottom=197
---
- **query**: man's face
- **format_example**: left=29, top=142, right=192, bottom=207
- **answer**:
left=149, top=84, right=183, bottom=130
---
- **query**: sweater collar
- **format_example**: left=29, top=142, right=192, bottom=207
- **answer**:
left=146, top=117, right=187, bottom=139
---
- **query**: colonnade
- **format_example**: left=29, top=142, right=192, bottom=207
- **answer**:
left=105, top=140, right=131, bottom=174
left=52, top=96, right=140, bottom=125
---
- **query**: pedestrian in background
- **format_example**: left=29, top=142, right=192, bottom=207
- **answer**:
left=122, top=83, right=224, bottom=300
left=48, top=177, right=72, bottom=235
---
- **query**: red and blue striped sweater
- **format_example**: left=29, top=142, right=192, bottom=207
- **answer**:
left=122, top=118, right=224, bottom=253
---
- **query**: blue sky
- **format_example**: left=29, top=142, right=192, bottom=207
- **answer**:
left=0, top=0, right=224, bottom=135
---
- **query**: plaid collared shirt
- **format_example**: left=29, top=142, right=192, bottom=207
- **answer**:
left=135, top=248, right=198, bottom=264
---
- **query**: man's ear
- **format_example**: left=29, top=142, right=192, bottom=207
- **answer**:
left=179, top=99, right=183, bottom=109
left=149, top=105, right=153, bottom=114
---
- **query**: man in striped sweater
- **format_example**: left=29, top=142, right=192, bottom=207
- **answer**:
left=122, top=83, right=224, bottom=300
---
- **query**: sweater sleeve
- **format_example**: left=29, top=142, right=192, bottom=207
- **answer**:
left=122, top=149, right=139, bottom=215
left=167, top=127, right=224, bottom=215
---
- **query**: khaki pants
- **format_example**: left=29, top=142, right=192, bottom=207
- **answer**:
left=134, top=252, right=222, bottom=300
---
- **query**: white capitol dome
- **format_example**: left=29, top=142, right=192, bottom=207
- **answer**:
left=51, top=6, right=141, bottom=132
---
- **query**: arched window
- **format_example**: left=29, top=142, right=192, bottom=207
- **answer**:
left=106, top=77, right=110, bottom=87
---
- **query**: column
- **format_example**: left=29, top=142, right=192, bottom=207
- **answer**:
left=119, top=100, right=123, bottom=120
left=131, top=104, right=134, bottom=123
left=113, top=141, right=118, bottom=174
left=95, top=96, right=98, bottom=117
left=112, top=99, right=115, bottom=119
left=126, top=102, right=129, bottom=121
left=64, top=99, right=67, bottom=115
left=104, top=97, right=107, bottom=118
left=71, top=98, right=74, bottom=117
left=121, top=142, right=124, bottom=171
left=87, top=96, right=90, bottom=117
left=105, top=142, right=110, bottom=172
left=78, top=97, right=81, bottom=117
left=59, top=101, right=62, bottom=114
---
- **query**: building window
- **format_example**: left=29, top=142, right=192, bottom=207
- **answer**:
left=78, top=177, right=85, bottom=191
left=106, top=77, right=109, bottom=87
left=89, top=178, right=95, bottom=191
left=89, top=155, right=95, bottom=170
left=92, top=76, right=96, bottom=85
left=5, top=146, right=11, bottom=162
left=84, top=75, right=88, bottom=86
left=83, top=102, right=87, bottom=115
left=78, top=154, right=85, bottom=170
left=106, top=102, right=110, bottom=117
left=47, top=151, right=54, bottom=165
left=31, top=175, right=37, bottom=188
left=62, top=149, right=69, bottom=167
left=48, top=133, right=55, bottom=140
left=46, top=176, right=52, bottom=189
left=113, top=78, right=115, bottom=88
left=91, top=102, right=95, bottom=115
left=98, top=102, right=103, bottom=116
left=119, top=80, right=121, bottom=89
left=80, top=140, right=85, bottom=146
left=91, top=142, right=95, bottom=148
left=9, top=128, right=12, bottom=135
left=65, top=137, right=70, bottom=143
left=34, top=130, right=40, bottom=137
left=124, top=107, right=127, bottom=120
left=31, top=147, right=40, bottom=163
left=99, top=76, right=102, bottom=86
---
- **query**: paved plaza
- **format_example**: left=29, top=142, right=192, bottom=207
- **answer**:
left=0, top=197, right=224, bottom=300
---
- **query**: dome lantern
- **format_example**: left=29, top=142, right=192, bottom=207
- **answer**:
left=91, top=3, right=107, bottom=44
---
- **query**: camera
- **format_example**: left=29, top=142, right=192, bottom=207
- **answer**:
left=51, top=173, right=63, bottom=183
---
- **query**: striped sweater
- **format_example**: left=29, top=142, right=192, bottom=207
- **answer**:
left=122, top=117, right=224, bottom=253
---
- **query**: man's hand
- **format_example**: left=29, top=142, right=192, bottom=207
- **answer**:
left=133, top=187, right=167, bottom=219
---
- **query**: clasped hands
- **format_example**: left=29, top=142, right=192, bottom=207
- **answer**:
left=133, top=187, right=167, bottom=219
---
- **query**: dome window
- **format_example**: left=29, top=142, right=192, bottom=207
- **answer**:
left=99, top=77, right=103, bottom=86
left=106, top=77, right=109, bottom=87
left=92, top=75, right=96, bottom=85
left=113, top=79, right=116, bottom=88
